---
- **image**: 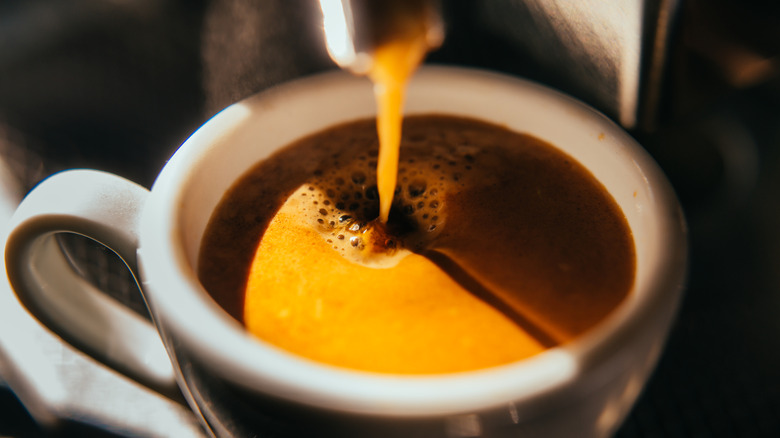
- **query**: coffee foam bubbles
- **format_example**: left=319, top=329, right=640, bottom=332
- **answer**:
left=282, top=133, right=479, bottom=268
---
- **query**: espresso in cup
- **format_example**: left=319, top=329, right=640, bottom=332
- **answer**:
left=4, top=65, right=684, bottom=438
left=197, top=114, right=635, bottom=375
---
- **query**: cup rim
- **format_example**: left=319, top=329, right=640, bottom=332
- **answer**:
left=139, top=65, right=687, bottom=417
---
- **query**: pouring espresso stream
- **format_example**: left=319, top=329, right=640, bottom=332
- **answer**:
left=321, top=0, right=443, bottom=224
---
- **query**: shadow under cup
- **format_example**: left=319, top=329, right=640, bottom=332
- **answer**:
left=140, top=67, right=686, bottom=437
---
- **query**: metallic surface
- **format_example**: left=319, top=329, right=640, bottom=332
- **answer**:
left=318, top=0, right=444, bottom=73
left=475, top=0, right=678, bottom=129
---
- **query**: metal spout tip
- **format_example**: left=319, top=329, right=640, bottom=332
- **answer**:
left=319, top=0, right=444, bottom=73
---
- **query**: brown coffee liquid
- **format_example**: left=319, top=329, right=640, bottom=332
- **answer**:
left=197, top=115, right=635, bottom=374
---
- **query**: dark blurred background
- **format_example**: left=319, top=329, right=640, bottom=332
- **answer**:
left=1, top=0, right=779, bottom=436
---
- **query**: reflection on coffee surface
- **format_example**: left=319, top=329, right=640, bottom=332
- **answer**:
left=198, top=115, right=635, bottom=374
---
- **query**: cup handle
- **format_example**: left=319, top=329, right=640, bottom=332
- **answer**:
left=4, top=169, right=178, bottom=397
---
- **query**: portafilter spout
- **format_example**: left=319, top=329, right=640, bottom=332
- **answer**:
left=318, top=0, right=444, bottom=74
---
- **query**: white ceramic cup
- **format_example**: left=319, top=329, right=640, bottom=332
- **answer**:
left=4, top=66, right=687, bottom=438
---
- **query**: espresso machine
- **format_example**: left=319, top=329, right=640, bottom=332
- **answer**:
left=1, top=0, right=779, bottom=436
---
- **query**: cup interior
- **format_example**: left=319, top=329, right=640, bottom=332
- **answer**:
left=142, top=66, right=685, bottom=416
